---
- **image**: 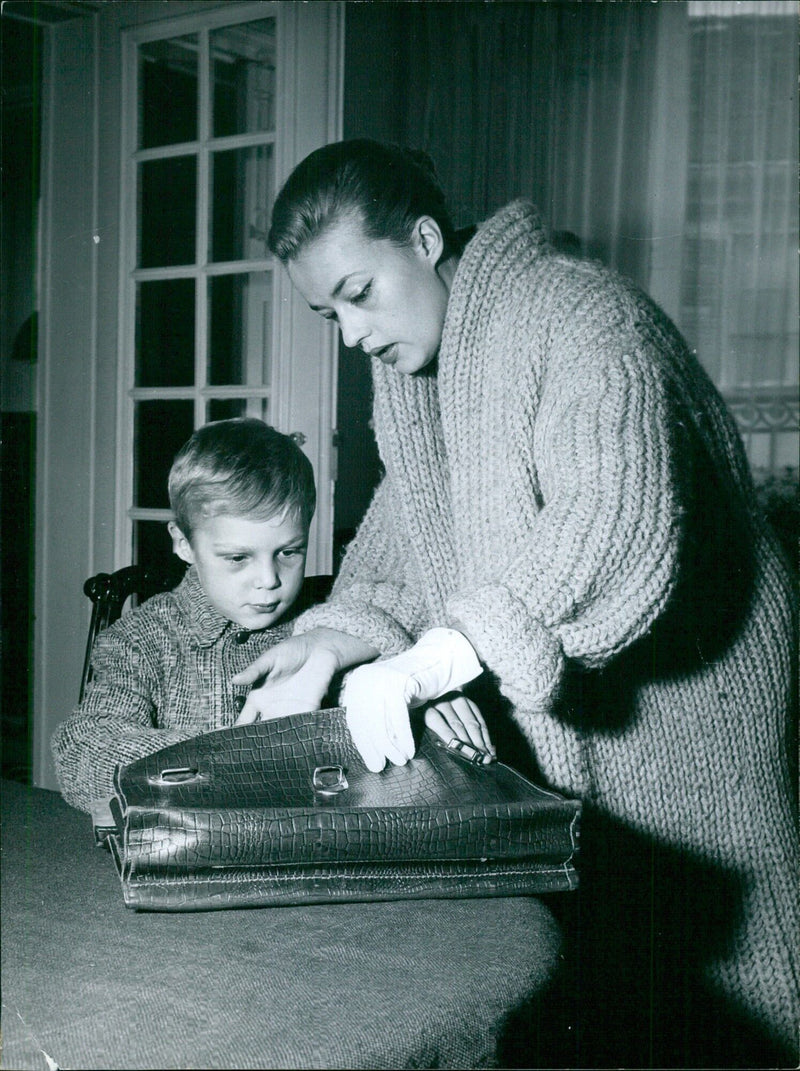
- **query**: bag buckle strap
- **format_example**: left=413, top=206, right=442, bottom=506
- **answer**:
left=312, top=765, right=349, bottom=796
left=438, top=737, right=492, bottom=766
left=148, top=766, right=205, bottom=786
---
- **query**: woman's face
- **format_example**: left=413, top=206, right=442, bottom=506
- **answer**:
left=287, top=214, right=451, bottom=375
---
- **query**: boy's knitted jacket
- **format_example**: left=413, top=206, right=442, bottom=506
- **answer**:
left=296, top=201, right=798, bottom=1048
left=51, top=566, right=291, bottom=813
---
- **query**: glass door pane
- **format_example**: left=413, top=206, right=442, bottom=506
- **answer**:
left=139, top=34, right=199, bottom=149
left=210, top=145, right=274, bottom=262
left=138, top=156, right=197, bottom=268
left=136, top=278, right=195, bottom=387
left=211, top=19, right=276, bottom=137
left=134, top=520, right=177, bottom=576
left=208, top=272, right=272, bottom=386
left=207, top=398, right=250, bottom=422
left=134, top=400, right=194, bottom=509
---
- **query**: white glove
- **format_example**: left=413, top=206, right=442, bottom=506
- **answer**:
left=342, top=627, right=483, bottom=772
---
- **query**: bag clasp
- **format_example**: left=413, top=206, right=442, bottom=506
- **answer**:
left=312, top=765, right=348, bottom=796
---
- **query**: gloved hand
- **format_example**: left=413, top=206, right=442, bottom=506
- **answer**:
left=341, top=627, right=483, bottom=772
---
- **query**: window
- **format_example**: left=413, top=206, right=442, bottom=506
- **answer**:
left=681, top=1, right=798, bottom=468
left=118, top=4, right=333, bottom=571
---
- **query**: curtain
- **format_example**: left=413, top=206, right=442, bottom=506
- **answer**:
left=548, top=3, right=661, bottom=286
left=396, top=2, right=662, bottom=286
left=343, top=0, right=798, bottom=473
left=400, top=2, right=561, bottom=230
left=679, top=1, right=798, bottom=468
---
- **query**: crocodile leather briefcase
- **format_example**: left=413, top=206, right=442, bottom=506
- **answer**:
left=107, top=708, right=580, bottom=911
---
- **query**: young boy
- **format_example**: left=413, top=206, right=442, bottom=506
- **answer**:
left=51, top=418, right=316, bottom=813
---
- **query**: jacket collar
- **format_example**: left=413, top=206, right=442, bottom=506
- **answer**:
left=367, top=201, right=549, bottom=613
left=173, top=566, right=232, bottom=646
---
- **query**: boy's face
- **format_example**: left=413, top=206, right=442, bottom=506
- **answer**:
left=169, top=511, right=308, bottom=630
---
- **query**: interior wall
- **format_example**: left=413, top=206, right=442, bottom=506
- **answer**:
left=1, top=16, right=42, bottom=783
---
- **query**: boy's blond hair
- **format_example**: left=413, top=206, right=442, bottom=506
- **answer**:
left=168, top=418, right=315, bottom=540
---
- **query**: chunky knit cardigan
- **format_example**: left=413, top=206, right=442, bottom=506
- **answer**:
left=52, top=567, right=291, bottom=812
left=296, top=202, right=798, bottom=1050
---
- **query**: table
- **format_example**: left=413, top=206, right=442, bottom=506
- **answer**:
left=1, top=780, right=563, bottom=1070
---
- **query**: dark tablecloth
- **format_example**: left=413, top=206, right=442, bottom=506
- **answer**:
left=0, top=780, right=563, bottom=1070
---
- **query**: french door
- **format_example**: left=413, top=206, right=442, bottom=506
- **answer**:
left=118, top=2, right=341, bottom=574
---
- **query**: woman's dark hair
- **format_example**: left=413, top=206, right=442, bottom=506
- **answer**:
left=268, top=139, right=458, bottom=263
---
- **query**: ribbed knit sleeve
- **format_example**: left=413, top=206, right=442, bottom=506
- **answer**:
left=292, top=478, right=428, bottom=654
left=448, top=336, right=683, bottom=710
left=439, top=234, right=686, bottom=713
left=51, top=625, right=196, bottom=813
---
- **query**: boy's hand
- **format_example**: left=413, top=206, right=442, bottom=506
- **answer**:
left=233, top=637, right=338, bottom=723
left=232, top=628, right=379, bottom=724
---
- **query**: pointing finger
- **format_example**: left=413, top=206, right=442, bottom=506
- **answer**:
left=232, top=651, right=275, bottom=685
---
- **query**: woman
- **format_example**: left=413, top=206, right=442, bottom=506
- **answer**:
left=234, top=140, right=797, bottom=1063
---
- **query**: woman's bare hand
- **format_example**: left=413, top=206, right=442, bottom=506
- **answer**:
left=423, top=692, right=496, bottom=762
